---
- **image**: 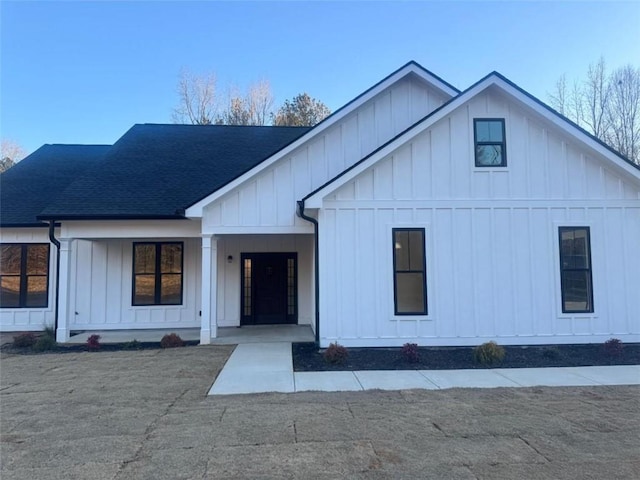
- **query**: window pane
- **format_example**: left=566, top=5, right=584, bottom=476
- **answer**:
left=394, top=231, right=410, bottom=270
left=475, top=144, right=504, bottom=166
left=0, top=245, right=22, bottom=275
left=489, top=121, right=503, bottom=141
left=25, top=276, right=47, bottom=307
left=475, top=121, right=490, bottom=142
left=161, top=244, right=182, bottom=274
left=26, top=245, right=49, bottom=275
left=562, top=271, right=592, bottom=312
left=0, top=276, right=20, bottom=307
left=134, top=274, right=156, bottom=304
left=134, top=245, right=155, bottom=274
left=408, top=230, right=424, bottom=271
left=160, top=274, right=182, bottom=304
left=396, top=272, right=426, bottom=314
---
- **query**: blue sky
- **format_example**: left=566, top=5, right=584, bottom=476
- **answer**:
left=2, top=1, right=639, bottom=155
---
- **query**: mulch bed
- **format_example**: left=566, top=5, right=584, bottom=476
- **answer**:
left=292, top=342, right=640, bottom=371
left=0, top=340, right=199, bottom=355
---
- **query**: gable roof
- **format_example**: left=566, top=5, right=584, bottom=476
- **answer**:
left=38, top=124, right=310, bottom=220
left=184, top=61, right=460, bottom=217
left=303, top=71, right=640, bottom=207
left=1, top=144, right=110, bottom=227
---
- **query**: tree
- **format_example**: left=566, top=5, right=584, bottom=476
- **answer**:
left=216, top=80, right=275, bottom=126
left=549, top=58, right=640, bottom=164
left=172, top=69, right=219, bottom=125
left=1, top=139, right=26, bottom=173
left=273, top=93, right=331, bottom=126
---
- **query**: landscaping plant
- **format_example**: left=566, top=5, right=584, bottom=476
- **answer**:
left=473, top=341, right=505, bottom=365
left=33, top=327, right=57, bottom=352
left=401, top=342, right=420, bottom=363
left=13, top=332, right=37, bottom=348
left=87, top=334, right=101, bottom=351
left=323, top=342, right=349, bottom=364
left=160, top=333, right=185, bottom=348
left=603, top=338, right=623, bottom=358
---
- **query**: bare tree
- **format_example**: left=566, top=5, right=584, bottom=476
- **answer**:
left=273, top=93, right=331, bottom=126
left=606, top=65, right=640, bottom=163
left=549, top=58, right=640, bottom=164
left=1, top=139, right=26, bottom=173
left=216, top=80, right=275, bottom=126
left=172, top=69, right=219, bottom=125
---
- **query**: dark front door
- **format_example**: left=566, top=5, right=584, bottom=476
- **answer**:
left=241, top=253, right=297, bottom=325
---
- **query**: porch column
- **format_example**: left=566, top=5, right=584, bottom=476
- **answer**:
left=200, top=234, right=218, bottom=344
left=56, top=238, right=73, bottom=343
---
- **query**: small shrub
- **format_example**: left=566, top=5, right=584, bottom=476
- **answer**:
left=122, top=339, right=140, bottom=350
left=401, top=343, right=420, bottom=363
left=541, top=346, right=561, bottom=360
left=87, top=334, right=101, bottom=351
left=473, top=341, right=505, bottom=365
left=323, top=342, right=349, bottom=364
left=13, top=332, right=37, bottom=348
left=160, top=333, right=184, bottom=348
left=33, top=335, right=56, bottom=352
left=603, top=338, right=623, bottom=358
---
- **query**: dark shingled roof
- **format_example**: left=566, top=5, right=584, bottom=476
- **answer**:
left=39, top=124, right=311, bottom=220
left=1, top=144, right=110, bottom=227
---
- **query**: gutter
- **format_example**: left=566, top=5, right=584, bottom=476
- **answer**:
left=296, top=200, right=320, bottom=346
left=47, top=221, right=61, bottom=333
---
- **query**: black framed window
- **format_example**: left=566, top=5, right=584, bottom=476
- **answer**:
left=0, top=244, right=50, bottom=308
left=393, top=229, right=427, bottom=315
left=474, top=119, right=506, bottom=167
left=559, top=227, right=593, bottom=313
left=133, top=242, right=183, bottom=306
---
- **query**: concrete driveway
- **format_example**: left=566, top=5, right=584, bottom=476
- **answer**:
left=1, top=346, right=638, bottom=479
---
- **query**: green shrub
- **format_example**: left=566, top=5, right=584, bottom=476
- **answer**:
left=401, top=343, right=420, bottom=363
left=603, top=338, right=623, bottom=357
left=323, top=342, right=349, bottom=364
left=122, top=339, right=140, bottom=350
left=473, top=341, right=505, bottom=365
left=13, top=332, right=37, bottom=348
left=33, top=335, right=57, bottom=352
left=160, top=333, right=184, bottom=348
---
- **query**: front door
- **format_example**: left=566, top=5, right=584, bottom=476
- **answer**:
left=241, top=253, right=297, bottom=325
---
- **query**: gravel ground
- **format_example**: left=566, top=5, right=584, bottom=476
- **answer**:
left=1, top=346, right=639, bottom=479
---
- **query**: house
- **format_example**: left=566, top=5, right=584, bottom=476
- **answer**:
left=1, top=61, right=639, bottom=347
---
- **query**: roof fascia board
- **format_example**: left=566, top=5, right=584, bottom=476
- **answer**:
left=304, top=74, right=640, bottom=207
left=184, top=62, right=459, bottom=217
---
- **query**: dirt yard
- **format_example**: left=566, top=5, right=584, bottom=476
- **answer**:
left=1, top=347, right=638, bottom=479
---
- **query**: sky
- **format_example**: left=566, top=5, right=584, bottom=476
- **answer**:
left=1, top=1, right=639, bottom=155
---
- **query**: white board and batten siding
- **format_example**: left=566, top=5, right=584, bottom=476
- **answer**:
left=0, top=228, right=57, bottom=331
left=318, top=88, right=640, bottom=347
left=70, top=238, right=201, bottom=330
left=203, top=75, right=450, bottom=232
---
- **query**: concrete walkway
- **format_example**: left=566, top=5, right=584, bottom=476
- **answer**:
left=208, top=342, right=640, bottom=395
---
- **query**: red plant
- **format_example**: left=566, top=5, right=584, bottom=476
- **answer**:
left=401, top=343, right=420, bottom=363
left=160, top=333, right=184, bottom=348
left=323, top=342, right=349, bottom=364
left=603, top=338, right=623, bottom=357
left=87, top=334, right=101, bottom=351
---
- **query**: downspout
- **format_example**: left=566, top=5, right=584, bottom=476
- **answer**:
left=296, top=200, right=320, bottom=346
left=48, top=221, right=61, bottom=332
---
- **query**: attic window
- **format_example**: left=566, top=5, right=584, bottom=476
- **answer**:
left=474, top=119, right=506, bottom=167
